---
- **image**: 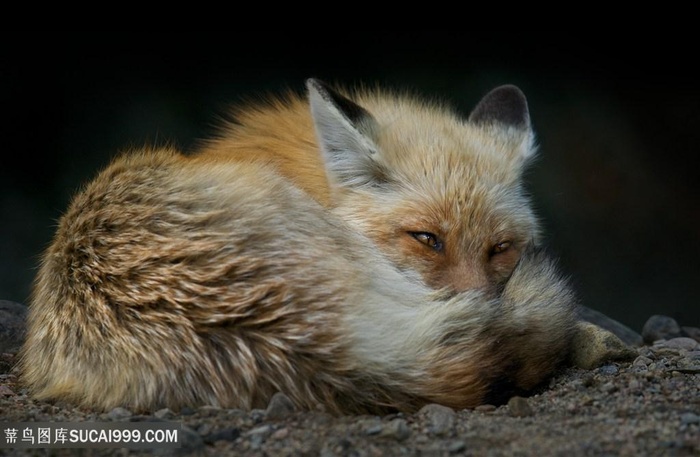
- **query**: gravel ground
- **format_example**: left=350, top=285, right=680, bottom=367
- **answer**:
left=0, top=334, right=698, bottom=457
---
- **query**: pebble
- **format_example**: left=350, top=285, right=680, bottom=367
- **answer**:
left=598, top=364, right=619, bottom=375
left=179, top=406, right=196, bottom=416
left=381, top=418, right=411, bottom=441
left=248, top=425, right=271, bottom=449
left=474, top=404, right=497, bottom=412
left=419, top=403, right=456, bottom=436
left=250, top=408, right=266, bottom=423
left=0, top=385, right=15, bottom=396
left=106, top=406, right=132, bottom=420
left=271, top=427, right=289, bottom=440
left=203, top=427, right=240, bottom=444
left=663, top=337, right=699, bottom=351
left=154, top=407, right=175, bottom=419
left=680, top=413, right=700, bottom=425
left=633, top=356, right=653, bottom=366
left=322, top=437, right=354, bottom=456
left=248, top=424, right=273, bottom=436
left=361, top=419, right=383, bottom=436
left=177, top=425, right=205, bottom=455
left=198, top=405, right=222, bottom=417
left=265, top=392, right=296, bottom=420
left=196, top=422, right=213, bottom=435
left=642, top=315, right=683, bottom=344
left=507, top=396, right=533, bottom=417
left=448, top=440, right=467, bottom=453
left=674, top=366, right=700, bottom=374
left=601, top=382, right=618, bottom=393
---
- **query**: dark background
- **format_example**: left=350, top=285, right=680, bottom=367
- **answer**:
left=2, top=33, right=698, bottom=332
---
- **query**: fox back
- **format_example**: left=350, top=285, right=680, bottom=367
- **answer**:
left=19, top=80, right=577, bottom=414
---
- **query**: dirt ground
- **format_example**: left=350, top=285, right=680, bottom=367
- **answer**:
left=0, top=333, right=698, bottom=457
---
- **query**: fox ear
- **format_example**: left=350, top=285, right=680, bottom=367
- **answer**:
left=468, top=85, right=536, bottom=160
left=307, top=78, right=385, bottom=188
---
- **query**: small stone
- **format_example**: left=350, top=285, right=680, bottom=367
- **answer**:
left=581, top=375, right=595, bottom=387
left=415, top=435, right=429, bottom=444
left=154, top=408, right=174, bottom=419
left=250, top=435, right=265, bottom=451
left=601, top=382, right=617, bottom=393
left=448, top=440, right=467, bottom=453
left=322, top=437, right=354, bottom=456
left=248, top=424, right=272, bottom=436
left=178, top=425, right=205, bottom=455
left=248, top=425, right=272, bottom=449
left=179, top=406, right=196, bottom=416
left=642, top=315, right=683, bottom=344
left=680, top=413, right=700, bottom=425
left=265, top=392, right=296, bottom=420
left=381, top=419, right=411, bottom=441
left=598, top=364, right=619, bottom=375
left=663, top=337, right=699, bottom=351
left=674, top=366, right=700, bottom=374
left=633, top=356, right=653, bottom=367
left=203, top=427, right=240, bottom=444
left=507, top=396, right=533, bottom=417
left=419, top=403, right=456, bottom=436
left=250, top=409, right=266, bottom=423
left=196, top=423, right=213, bottom=436
left=0, top=385, right=15, bottom=396
left=198, top=405, right=222, bottom=417
left=474, top=404, right=497, bottom=412
left=107, top=407, right=132, bottom=420
left=368, top=444, right=383, bottom=457
left=271, top=427, right=289, bottom=440
left=570, top=322, right=637, bottom=370
left=362, top=419, right=383, bottom=436
left=628, top=379, right=642, bottom=390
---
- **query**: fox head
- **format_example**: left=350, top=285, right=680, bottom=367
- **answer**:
left=308, top=79, right=540, bottom=298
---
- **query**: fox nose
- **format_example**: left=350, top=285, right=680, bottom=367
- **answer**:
left=446, top=262, right=498, bottom=299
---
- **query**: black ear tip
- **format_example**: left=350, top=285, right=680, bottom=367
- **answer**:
left=469, top=85, right=530, bottom=128
left=307, top=78, right=328, bottom=93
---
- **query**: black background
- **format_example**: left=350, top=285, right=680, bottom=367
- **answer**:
left=2, top=32, right=698, bottom=332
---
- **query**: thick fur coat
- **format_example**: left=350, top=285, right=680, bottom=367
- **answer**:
left=20, top=80, right=577, bottom=414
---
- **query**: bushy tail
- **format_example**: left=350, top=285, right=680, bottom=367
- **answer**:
left=353, top=246, right=578, bottom=411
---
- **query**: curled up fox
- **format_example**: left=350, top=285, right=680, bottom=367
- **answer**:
left=20, top=79, right=578, bottom=414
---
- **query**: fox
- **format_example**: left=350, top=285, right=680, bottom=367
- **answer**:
left=19, top=79, right=577, bottom=415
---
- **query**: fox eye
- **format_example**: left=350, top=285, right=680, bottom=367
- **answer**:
left=409, top=232, right=443, bottom=252
left=491, top=241, right=511, bottom=256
